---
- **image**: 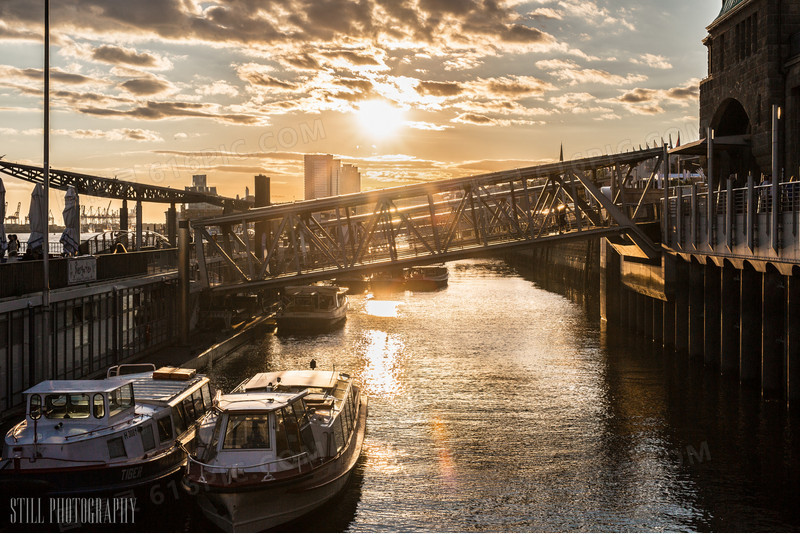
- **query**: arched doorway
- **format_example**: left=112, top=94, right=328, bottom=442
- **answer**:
left=710, top=98, right=759, bottom=183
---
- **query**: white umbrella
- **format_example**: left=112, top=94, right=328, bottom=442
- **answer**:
left=59, top=186, right=80, bottom=255
left=0, top=178, right=7, bottom=258
left=27, top=183, right=46, bottom=255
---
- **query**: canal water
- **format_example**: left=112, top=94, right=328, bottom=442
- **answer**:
left=27, top=257, right=799, bottom=532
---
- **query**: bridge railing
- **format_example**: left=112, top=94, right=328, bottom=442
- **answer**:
left=664, top=179, right=800, bottom=265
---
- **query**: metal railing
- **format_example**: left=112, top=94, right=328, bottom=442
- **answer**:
left=187, top=451, right=312, bottom=484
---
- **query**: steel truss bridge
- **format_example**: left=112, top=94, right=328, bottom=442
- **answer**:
left=191, top=147, right=668, bottom=293
left=0, top=160, right=251, bottom=210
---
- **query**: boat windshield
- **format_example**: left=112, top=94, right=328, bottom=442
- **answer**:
left=42, top=393, right=90, bottom=419
left=108, top=383, right=134, bottom=417
left=223, top=414, right=271, bottom=449
left=318, top=294, right=334, bottom=309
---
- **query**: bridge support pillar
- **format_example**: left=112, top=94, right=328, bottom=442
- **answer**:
left=688, top=260, right=704, bottom=358
left=653, top=297, right=664, bottom=344
left=644, top=295, right=654, bottom=341
left=120, top=198, right=128, bottom=246
left=740, top=265, right=761, bottom=384
left=178, top=220, right=190, bottom=346
left=787, top=272, right=800, bottom=405
left=663, top=297, right=676, bottom=348
left=628, top=290, right=638, bottom=333
left=762, top=268, right=786, bottom=399
left=720, top=264, right=740, bottom=375
left=600, top=239, right=621, bottom=325
left=674, top=259, right=689, bottom=353
left=704, top=262, right=721, bottom=367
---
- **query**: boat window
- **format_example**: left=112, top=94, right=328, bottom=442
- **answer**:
left=200, top=384, right=212, bottom=409
left=182, top=396, right=196, bottom=422
left=141, top=424, right=156, bottom=451
left=293, top=401, right=316, bottom=455
left=274, top=409, right=290, bottom=457
left=93, top=394, right=105, bottom=418
left=222, top=414, right=271, bottom=449
left=156, top=416, right=173, bottom=443
left=107, top=437, right=127, bottom=459
left=282, top=408, right=302, bottom=456
left=192, top=391, right=204, bottom=419
left=29, top=394, right=41, bottom=420
left=108, top=384, right=133, bottom=417
left=332, top=379, right=348, bottom=401
left=319, top=295, right=334, bottom=309
left=172, top=405, right=187, bottom=436
left=332, top=416, right=344, bottom=454
left=44, top=393, right=90, bottom=419
left=342, top=398, right=352, bottom=432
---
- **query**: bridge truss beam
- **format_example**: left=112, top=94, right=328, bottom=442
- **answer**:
left=0, top=160, right=251, bottom=210
left=191, top=147, right=666, bottom=292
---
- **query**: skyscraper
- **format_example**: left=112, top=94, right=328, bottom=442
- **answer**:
left=304, top=154, right=361, bottom=199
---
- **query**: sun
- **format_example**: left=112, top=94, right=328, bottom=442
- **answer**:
left=356, top=100, right=404, bottom=139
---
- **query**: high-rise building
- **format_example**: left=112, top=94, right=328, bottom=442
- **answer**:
left=340, top=163, right=361, bottom=195
left=181, top=174, right=223, bottom=219
left=304, top=154, right=361, bottom=199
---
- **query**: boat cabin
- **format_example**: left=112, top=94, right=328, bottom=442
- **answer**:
left=24, top=379, right=136, bottom=427
left=281, top=286, right=346, bottom=312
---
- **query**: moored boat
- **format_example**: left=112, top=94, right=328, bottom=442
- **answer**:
left=403, top=264, right=449, bottom=290
left=368, top=269, right=405, bottom=293
left=276, top=285, right=348, bottom=333
left=184, top=369, right=367, bottom=532
left=0, top=364, right=212, bottom=495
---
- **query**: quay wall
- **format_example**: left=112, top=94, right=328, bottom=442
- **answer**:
left=505, top=237, right=800, bottom=405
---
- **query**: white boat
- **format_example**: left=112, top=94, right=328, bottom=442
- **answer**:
left=404, top=264, right=449, bottom=290
left=0, top=364, right=211, bottom=495
left=276, top=285, right=348, bottom=333
left=184, top=369, right=368, bottom=532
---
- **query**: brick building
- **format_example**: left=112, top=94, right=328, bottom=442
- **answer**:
left=698, top=0, right=800, bottom=182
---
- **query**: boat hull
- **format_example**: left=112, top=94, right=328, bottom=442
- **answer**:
left=0, top=446, right=187, bottom=496
left=189, top=397, right=368, bottom=532
left=275, top=313, right=346, bottom=333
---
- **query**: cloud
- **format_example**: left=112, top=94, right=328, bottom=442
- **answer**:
left=0, top=64, right=105, bottom=86
left=195, top=80, right=239, bottom=97
left=631, top=53, right=673, bottom=70
left=119, top=75, right=173, bottom=96
left=79, top=101, right=262, bottom=124
left=91, top=44, right=172, bottom=69
left=535, top=58, right=647, bottom=86
left=404, top=120, right=451, bottom=131
left=453, top=113, right=494, bottom=125
left=54, top=127, right=164, bottom=142
left=235, top=63, right=297, bottom=90
left=614, top=81, right=699, bottom=115
left=416, top=80, right=464, bottom=97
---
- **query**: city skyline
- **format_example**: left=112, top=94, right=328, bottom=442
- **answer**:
left=1, top=1, right=720, bottom=221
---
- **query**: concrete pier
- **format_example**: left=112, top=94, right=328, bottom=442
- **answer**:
left=704, top=263, right=721, bottom=367
left=720, top=263, right=740, bottom=374
left=788, top=272, right=800, bottom=403
left=688, top=260, right=704, bottom=358
left=740, top=265, right=761, bottom=384
left=674, top=260, right=690, bottom=353
left=762, top=268, right=785, bottom=399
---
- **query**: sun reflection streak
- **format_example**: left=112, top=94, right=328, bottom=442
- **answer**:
left=364, top=298, right=402, bottom=317
left=360, top=330, right=404, bottom=399
left=431, top=416, right=456, bottom=485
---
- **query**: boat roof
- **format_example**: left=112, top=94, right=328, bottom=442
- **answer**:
left=24, top=378, right=134, bottom=395
left=126, top=373, right=207, bottom=404
left=283, top=285, right=345, bottom=296
left=238, top=370, right=344, bottom=392
left=218, top=391, right=303, bottom=412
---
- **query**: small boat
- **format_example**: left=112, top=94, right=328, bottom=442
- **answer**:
left=334, top=273, right=369, bottom=293
left=369, top=269, right=405, bottom=293
left=276, top=285, right=348, bottom=333
left=403, top=264, right=449, bottom=290
left=184, top=369, right=368, bottom=532
left=0, top=364, right=212, bottom=495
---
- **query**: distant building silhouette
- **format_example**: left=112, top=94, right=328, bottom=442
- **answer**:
left=304, top=155, right=361, bottom=199
left=181, top=174, right=223, bottom=219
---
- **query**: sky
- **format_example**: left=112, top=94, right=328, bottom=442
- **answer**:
left=0, top=0, right=722, bottom=222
